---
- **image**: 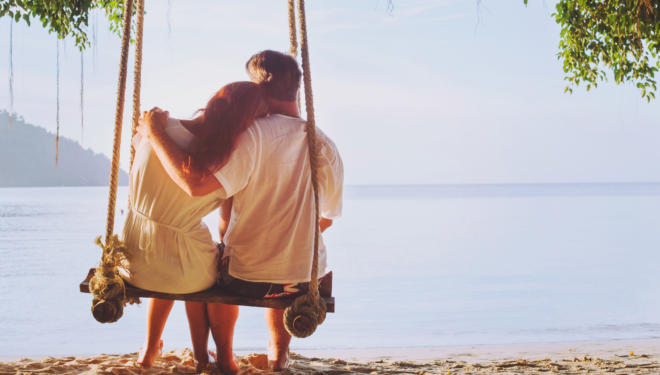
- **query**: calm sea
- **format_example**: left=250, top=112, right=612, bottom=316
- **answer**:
left=1, top=184, right=660, bottom=357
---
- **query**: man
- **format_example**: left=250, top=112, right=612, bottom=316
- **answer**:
left=139, top=50, right=343, bottom=372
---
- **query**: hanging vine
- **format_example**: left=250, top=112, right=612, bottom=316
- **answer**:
left=92, top=10, right=98, bottom=69
left=8, top=21, right=14, bottom=129
left=55, top=38, right=60, bottom=167
left=167, top=0, right=173, bottom=37
left=80, top=50, right=85, bottom=145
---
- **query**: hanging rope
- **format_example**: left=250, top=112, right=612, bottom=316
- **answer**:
left=129, top=0, right=146, bottom=168
left=105, top=0, right=135, bottom=244
left=283, top=0, right=327, bottom=339
left=287, top=0, right=298, bottom=57
left=8, top=22, right=14, bottom=129
left=287, top=0, right=302, bottom=111
left=90, top=0, right=137, bottom=324
left=55, top=39, right=60, bottom=166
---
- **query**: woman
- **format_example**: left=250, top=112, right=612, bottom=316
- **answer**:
left=120, top=81, right=267, bottom=372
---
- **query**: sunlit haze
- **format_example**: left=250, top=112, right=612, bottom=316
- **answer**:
left=2, top=0, right=660, bottom=184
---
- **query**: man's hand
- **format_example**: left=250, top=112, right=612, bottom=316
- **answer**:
left=138, top=107, right=169, bottom=138
left=320, top=217, right=333, bottom=232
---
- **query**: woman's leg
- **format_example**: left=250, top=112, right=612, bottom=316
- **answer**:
left=265, top=308, right=291, bottom=370
left=185, top=301, right=211, bottom=371
left=207, top=303, right=240, bottom=374
left=137, top=297, right=174, bottom=367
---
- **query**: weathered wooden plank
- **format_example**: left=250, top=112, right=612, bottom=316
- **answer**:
left=80, top=268, right=335, bottom=312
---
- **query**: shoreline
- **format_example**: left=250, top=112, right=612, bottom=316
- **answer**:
left=2, top=339, right=659, bottom=374
left=5, top=338, right=658, bottom=362
left=292, top=338, right=660, bottom=362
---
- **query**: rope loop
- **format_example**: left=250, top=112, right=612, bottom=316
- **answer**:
left=283, top=293, right=327, bottom=338
left=90, top=235, right=130, bottom=323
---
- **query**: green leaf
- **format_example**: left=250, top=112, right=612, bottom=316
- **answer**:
left=539, top=0, right=660, bottom=101
left=1, top=0, right=133, bottom=50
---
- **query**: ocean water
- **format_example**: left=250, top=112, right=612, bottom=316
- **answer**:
left=1, top=185, right=660, bottom=357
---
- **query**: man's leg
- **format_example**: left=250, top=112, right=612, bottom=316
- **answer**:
left=207, top=303, right=240, bottom=374
left=185, top=301, right=211, bottom=371
left=265, top=308, right=291, bottom=370
left=137, top=297, right=174, bottom=368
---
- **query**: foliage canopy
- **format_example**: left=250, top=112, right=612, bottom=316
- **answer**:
left=0, top=0, right=127, bottom=49
left=525, top=0, right=660, bottom=101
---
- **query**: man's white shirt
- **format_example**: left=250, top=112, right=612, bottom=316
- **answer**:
left=213, top=114, right=343, bottom=283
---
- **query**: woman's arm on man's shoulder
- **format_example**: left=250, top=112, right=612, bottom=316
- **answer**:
left=138, top=108, right=224, bottom=197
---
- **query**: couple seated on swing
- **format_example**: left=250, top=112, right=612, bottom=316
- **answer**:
left=119, top=49, right=343, bottom=373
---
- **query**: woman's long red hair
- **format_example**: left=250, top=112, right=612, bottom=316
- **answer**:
left=186, top=81, right=267, bottom=176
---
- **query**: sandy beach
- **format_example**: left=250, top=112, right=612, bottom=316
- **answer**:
left=2, top=339, right=659, bottom=374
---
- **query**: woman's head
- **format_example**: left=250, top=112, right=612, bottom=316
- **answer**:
left=187, top=81, right=267, bottom=176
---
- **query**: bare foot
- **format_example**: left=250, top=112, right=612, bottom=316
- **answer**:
left=199, top=361, right=238, bottom=375
left=195, top=350, right=219, bottom=373
left=197, top=362, right=218, bottom=375
left=136, top=339, right=163, bottom=368
left=208, top=350, right=217, bottom=362
left=199, top=350, right=238, bottom=374
left=216, top=352, right=239, bottom=375
left=267, top=341, right=289, bottom=371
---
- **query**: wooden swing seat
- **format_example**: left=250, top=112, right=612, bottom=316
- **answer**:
left=79, top=268, right=335, bottom=312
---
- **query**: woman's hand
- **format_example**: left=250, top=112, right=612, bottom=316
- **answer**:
left=138, top=107, right=169, bottom=138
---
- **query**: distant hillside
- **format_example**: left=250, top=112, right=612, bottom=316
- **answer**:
left=0, top=111, right=128, bottom=187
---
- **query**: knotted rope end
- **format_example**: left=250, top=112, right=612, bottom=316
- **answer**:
left=90, top=234, right=137, bottom=323
left=283, top=293, right=327, bottom=338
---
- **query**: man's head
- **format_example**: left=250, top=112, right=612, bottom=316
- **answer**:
left=246, top=50, right=301, bottom=102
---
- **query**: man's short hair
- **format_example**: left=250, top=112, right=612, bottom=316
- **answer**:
left=246, top=50, right=301, bottom=102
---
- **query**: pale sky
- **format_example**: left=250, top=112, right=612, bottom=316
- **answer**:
left=2, top=0, right=660, bottom=185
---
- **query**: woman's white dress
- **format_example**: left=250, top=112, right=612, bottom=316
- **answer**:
left=120, top=118, right=224, bottom=294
